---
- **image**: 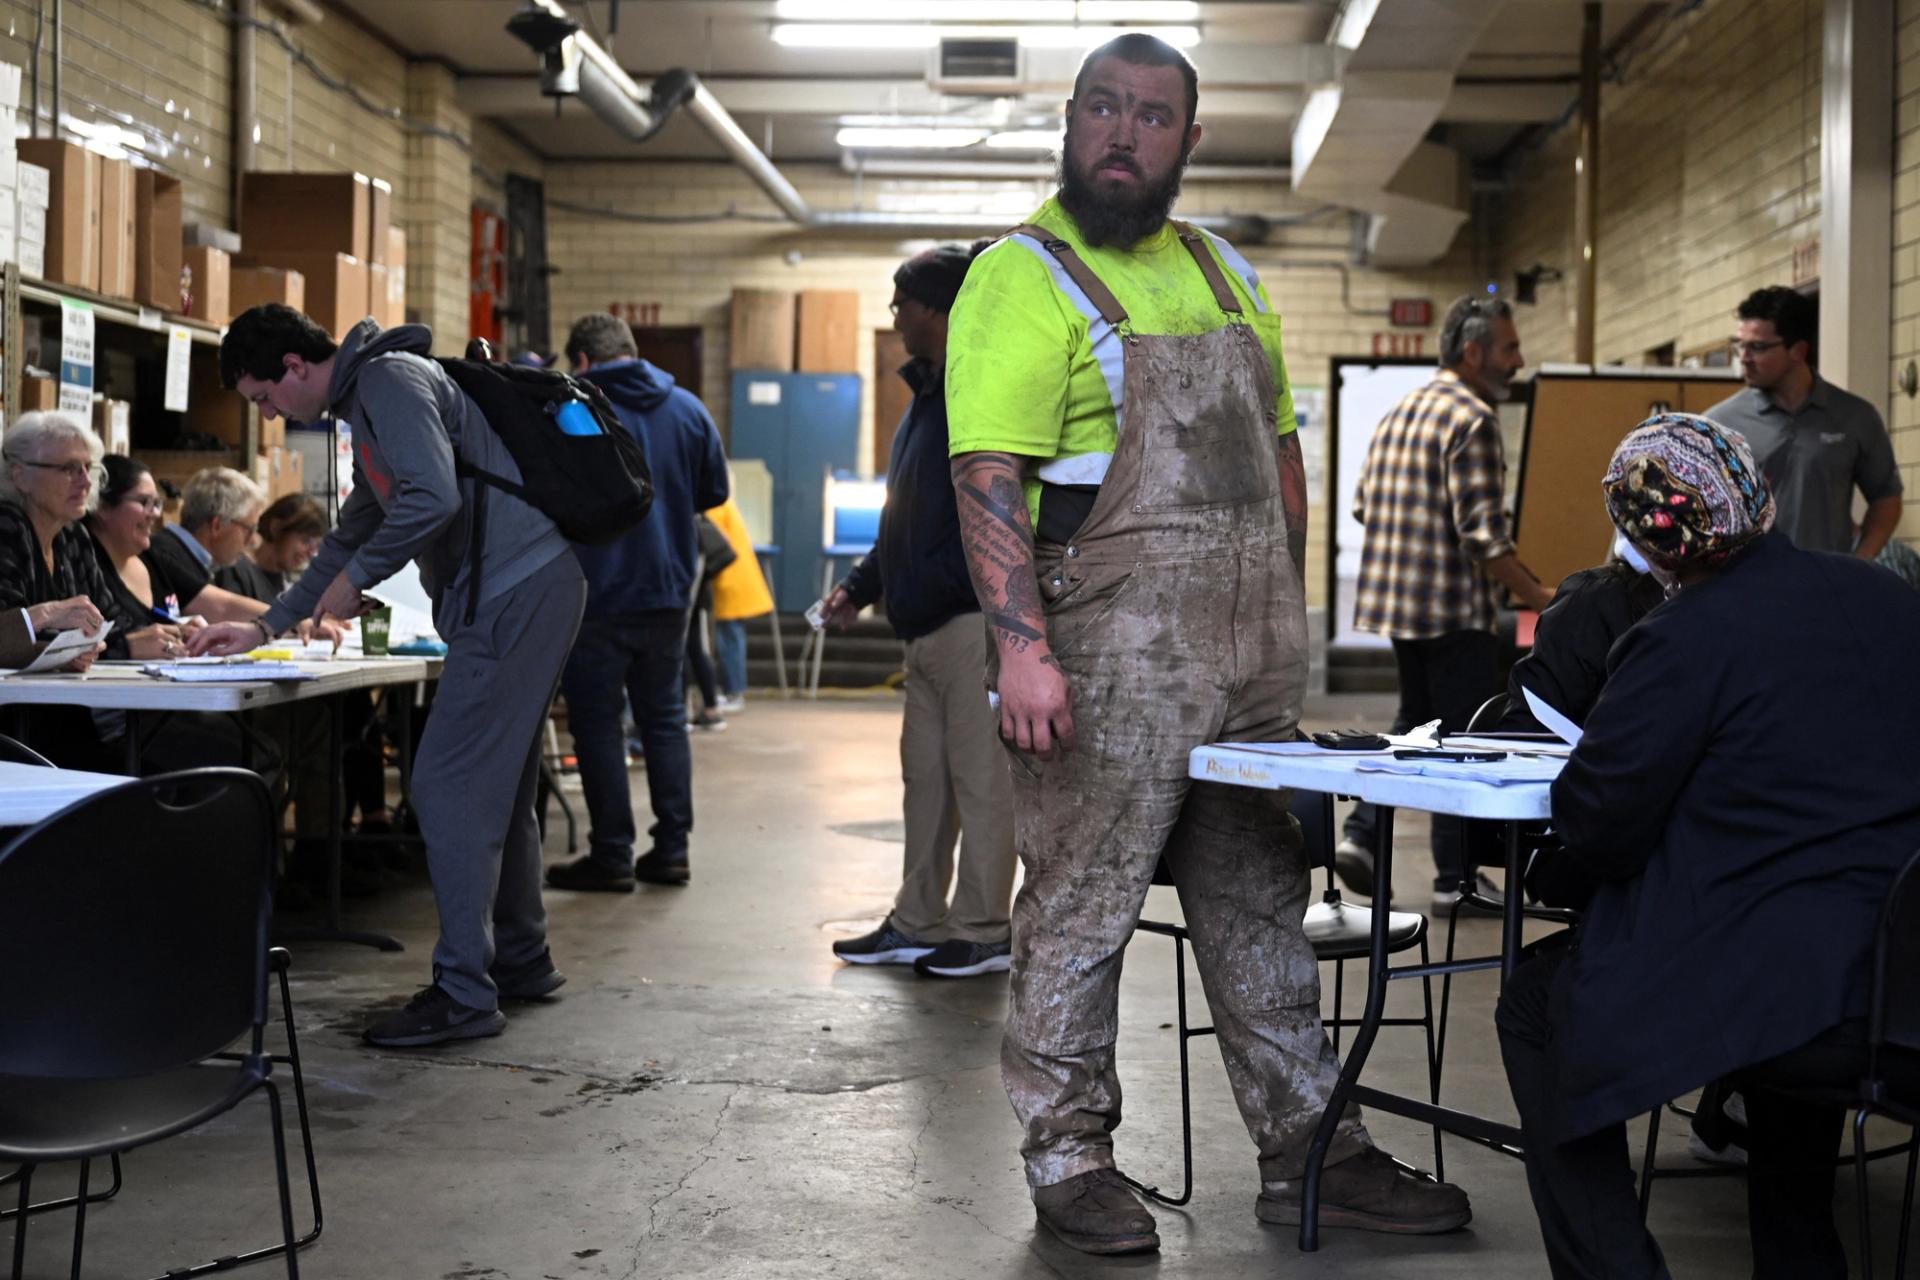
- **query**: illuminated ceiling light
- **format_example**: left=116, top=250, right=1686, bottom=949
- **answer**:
left=775, top=0, right=1199, bottom=19
left=1012, top=24, right=1200, bottom=47
left=776, top=23, right=1201, bottom=49
left=1076, top=2, right=1200, bottom=19
left=773, top=24, right=940, bottom=47
left=777, top=0, right=1074, bottom=19
left=835, top=126, right=991, bottom=148
left=984, top=130, right=1064, bottom=150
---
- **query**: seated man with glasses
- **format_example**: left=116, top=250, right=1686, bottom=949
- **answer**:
left=1704, top=285, right=1903, bottom=557
left=141, top=466, right=285, bottom=627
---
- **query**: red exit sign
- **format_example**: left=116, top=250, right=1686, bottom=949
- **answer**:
left=1389, top=298, right=1432, bottom=328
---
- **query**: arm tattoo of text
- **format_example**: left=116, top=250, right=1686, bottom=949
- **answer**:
left=952, top=451, right=1048, bottom=653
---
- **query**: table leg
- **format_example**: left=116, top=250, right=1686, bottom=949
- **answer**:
left=1300, top=804, right=1397, bottom=1251
left=1502, top=821, right=1525, bottom=983
left=274, top=693, right=402, bottom=953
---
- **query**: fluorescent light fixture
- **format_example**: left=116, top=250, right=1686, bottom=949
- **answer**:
left=985, top=130, right=1064, bottom=150
left=1077, top=2, right=1199, bottom=19
left=1015, top=24, right=1200, bottom=47
left=773, top=23, right=940, bottom=47
left=775, top=0, right=1199, bottom=19
left=775, top=23, right=1201, bottom=49
left=777, top=0, right=1071, bottom=18
left=835, top=126, right=990, bottom=148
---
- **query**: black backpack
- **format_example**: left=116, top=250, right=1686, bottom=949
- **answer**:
left=433, top=357, right=654, bottom=545
left=419, top=355, right=655, bottom=623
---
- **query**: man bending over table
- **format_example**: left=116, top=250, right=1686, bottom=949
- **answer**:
left=191, top=306, right=586, bottom=1048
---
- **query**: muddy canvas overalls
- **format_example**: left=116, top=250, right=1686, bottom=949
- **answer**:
left=993, top=222, right=1370, bottom=1188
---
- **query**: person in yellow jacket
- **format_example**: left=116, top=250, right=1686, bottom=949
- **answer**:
left=705, top=491, right=772, bottom=711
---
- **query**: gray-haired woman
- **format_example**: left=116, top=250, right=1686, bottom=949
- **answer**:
left=0, top=412, right=183, bottom=669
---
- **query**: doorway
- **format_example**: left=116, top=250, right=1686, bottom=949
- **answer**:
left=629, top=326, right=704, bottom=404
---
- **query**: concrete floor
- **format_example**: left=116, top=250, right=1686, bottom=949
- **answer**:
left=12, top=691, right=1912, bottom=1278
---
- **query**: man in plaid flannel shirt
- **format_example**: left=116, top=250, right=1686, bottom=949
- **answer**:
left=1340, top=296, right=1556, bottom=910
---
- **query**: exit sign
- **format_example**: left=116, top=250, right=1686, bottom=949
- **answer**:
left=1390, top=298, right=1432, bottom=328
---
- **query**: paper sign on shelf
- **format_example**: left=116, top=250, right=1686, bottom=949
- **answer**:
left=58, top=298, right=94, bottom=416
left=163, top=326, right=192, bottom=412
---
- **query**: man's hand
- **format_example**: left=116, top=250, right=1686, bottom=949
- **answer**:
left=65, top=641, right=105, bottom=673
left=31, top=595, right=104, bottom=634
left=312, top=570, right=368, bottom=625
left=820, top=585, right=859, bottom=629
left=295, top=617, right=347, bottom=653
left=187, top=621, right=266, bottom=657
left=998, top=647, right=1073, bottom=758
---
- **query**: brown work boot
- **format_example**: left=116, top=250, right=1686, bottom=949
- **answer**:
left=1032, top=1168, right=1160, bottom=1255
left=1256, top=1147, right=1471, bottom=1234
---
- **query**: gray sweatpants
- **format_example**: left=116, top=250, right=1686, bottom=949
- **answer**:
left=414, top=552, right=586, bottom=1011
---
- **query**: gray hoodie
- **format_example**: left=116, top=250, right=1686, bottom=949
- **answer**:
left=262, top=320, right=573, bottom=635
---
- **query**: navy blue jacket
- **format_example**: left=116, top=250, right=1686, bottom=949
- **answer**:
left=841, top=360, right=978, bottom=640
left=1545, top=532, right=1920, bottom=1141
left=574, top=359, right=728, bottom=618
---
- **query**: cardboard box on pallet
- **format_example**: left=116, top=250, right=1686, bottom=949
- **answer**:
left=728, top=289, right=797, bottom=371
left=796, top=290, right=860, bottom=373
left=385, top=225, right=407, bottom=324
left=16, top=139, right=99, bottom=290
left=134, top=170, right=183, bottom=311
left=368, top=177, right=391, bottom=264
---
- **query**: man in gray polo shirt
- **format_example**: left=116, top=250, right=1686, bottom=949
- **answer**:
left=1705, top=286, right=1902, bottom=556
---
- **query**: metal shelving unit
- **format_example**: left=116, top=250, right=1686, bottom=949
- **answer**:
left=2, top=263, right=245, bottom=452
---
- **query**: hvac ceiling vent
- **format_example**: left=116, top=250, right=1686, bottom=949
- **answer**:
left=932, top=37, right=1022, bottom=95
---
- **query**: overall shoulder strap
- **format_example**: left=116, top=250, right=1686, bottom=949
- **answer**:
left=1002, top=223, right=1130, bottom=328
left=1173, top=222, right=1243, bottom=316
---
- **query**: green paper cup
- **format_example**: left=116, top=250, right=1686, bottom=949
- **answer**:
left=362, top=605, right=392, bottom=656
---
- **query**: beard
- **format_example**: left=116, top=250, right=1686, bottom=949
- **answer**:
left=1056, top=128, right=1190, bottom=249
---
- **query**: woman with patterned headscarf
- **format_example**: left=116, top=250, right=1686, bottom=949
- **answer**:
left=1497, top=412, right=1920, bottom=1280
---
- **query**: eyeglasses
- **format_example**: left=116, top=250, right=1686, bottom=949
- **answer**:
left=888, top=300, right=904, bottom=316
left=229, top=518, right=259, bottom=537
left=11, top=458, right=101, bottom=483
left=122, top=494, right=163, bottom=513
left=1730, top=339, right=1784, bottom=357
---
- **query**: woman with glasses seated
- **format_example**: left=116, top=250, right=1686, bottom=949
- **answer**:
left=0, top=413, right=183, bottom=668
left=215, top=492, right=328, bottom=602
left=85, top=454, right=197, bottom=651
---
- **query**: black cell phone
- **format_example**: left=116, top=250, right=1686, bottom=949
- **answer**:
left=1311, top=730, right=1390, bottom=751
left=1393, top=748, right=1507, bottom=762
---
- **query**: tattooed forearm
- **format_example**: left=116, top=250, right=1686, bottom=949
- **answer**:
left=1277, top=431, right=1308, bottom=582
left=952, top=450, right=1049, bottom=654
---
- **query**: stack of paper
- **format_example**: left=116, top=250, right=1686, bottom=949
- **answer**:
left=142, top=660, right=315, bottom=682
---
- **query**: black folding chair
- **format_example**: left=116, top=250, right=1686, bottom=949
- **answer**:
left=0, top=769, right=322, bottom=1279
left=1124, top=787, right=1441, bottom=1206
left=0, top=734, right=53, bottom=767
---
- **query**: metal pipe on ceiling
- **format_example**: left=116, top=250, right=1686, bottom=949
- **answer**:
left=234, top=0, right=257, bottom=204
left=839, top=154, right=1294, bottom=184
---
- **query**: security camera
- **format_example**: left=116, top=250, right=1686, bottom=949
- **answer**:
left=506, top=9, right=584, bottom=98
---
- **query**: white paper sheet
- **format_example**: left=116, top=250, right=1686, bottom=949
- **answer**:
left=0, top=619, right=114, bottom=675
left=1523, top=687, right=1584, bottom=747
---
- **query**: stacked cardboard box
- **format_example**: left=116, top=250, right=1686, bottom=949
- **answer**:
left=238, top=170, right=391, bottom=339
left=0, top=66, right=49, bottom=280
left=16, top=139, right=97, bottom=290
left=134, top=170, right=182, bottom=311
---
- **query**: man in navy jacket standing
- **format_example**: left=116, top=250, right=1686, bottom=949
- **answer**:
left=547, top=313, right=727, bottom=892
left=824, top=244, right=1016, bottom=978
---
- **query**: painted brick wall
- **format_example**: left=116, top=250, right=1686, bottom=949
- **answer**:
left=1889, top=0, right=1920, bottom=532
left=1495, top=0, right=1822, bottom=371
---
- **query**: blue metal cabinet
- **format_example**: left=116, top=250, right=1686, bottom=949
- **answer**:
left=728, top=371, right=862, bottom=611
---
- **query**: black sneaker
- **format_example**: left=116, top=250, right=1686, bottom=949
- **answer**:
left=832, top=920, right=936, bottom=966
left=490, top=947, right=567, bottom=1000
left=633, top=848, right=690, bottom=886
left=545, top=855, right=636, bottom=893
left=913, top=937, right=1012, bottom=978
left=363, top=984, right=506, bottom=1048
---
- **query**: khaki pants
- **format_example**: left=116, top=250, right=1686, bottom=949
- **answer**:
left=890, top=612, right=1016, bottom=945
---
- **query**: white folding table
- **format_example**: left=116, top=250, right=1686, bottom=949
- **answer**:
left=1188, top=742, right=1565, bottom=1251
left=0, top=657, right=444, bottom=951
left=0, top=760, right=129, bottom=826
